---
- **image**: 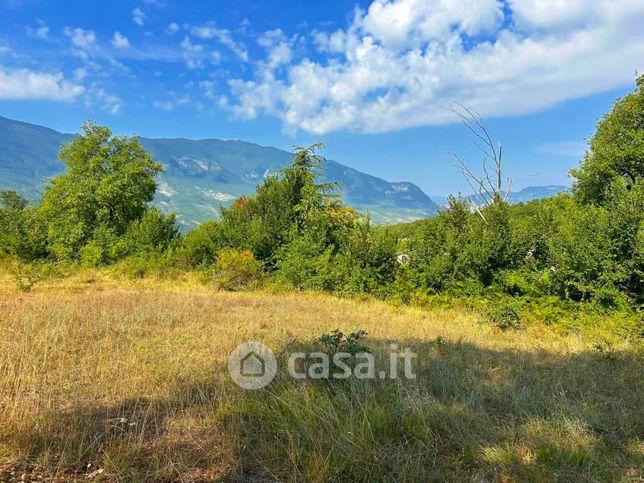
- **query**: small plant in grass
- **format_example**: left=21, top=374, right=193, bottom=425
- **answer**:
left=10, top=259, right=57, bottom=292
left=592, top=339, right=619, bottom=360
left=316, top=329, right=370, bottom=355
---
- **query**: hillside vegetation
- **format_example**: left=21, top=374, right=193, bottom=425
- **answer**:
left=0, top=77, right=642, bottom=481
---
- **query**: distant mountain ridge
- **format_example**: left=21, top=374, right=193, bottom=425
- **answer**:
left=0, top=115, right=569, bottom=227
left=0, top=116, right=438, bottom=226
left=465, top=185, right=569, bottom=206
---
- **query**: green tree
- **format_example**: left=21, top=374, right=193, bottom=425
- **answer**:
left=39, top=122, right=162, bottom=259
left=219, top=144, right=340, bottom=264
left=0, top=190, right=47, bottom=260
left=571, top=75, right=644, bottom=204
left=123, top=208, right=179, bottom=254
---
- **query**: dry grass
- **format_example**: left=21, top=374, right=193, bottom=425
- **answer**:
left=0, top=270, right=642, bottom=481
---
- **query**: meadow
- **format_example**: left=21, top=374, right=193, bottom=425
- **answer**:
left=0, top=269, right=641, bottom=482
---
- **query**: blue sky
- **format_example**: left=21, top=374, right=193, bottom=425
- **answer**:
left=0, top=0, right=642, bottom=196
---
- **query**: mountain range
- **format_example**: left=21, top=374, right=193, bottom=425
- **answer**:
left=0, top=116, right=567, bottom=227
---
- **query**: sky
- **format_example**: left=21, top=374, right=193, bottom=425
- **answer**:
left=0, top=0, right=642, bottom=196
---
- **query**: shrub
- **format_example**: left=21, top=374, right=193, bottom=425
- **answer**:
left=123, top=208, right=180, bottom=254
left=112, top=251, right=182, bottom=279
left=10, top=259, right=61, bottom=292
left=316, top=329, right=370, bottom=355
left=212, top=249, right=264, bottom=290
left=181, top=220, right=224, bottom=267
left=487, top=300, right=522, bottom=331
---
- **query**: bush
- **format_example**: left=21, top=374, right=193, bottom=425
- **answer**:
left=181, top=220, right=224, bottom=267
left=212, top=249, right=264, bottom=290
left=112, top=251, right=183, bottom=279
left=123, top=208, right=180, bottom=254
left=9, top=259, right=63, bottom=292
left=487, top=300, right=522, bottom=331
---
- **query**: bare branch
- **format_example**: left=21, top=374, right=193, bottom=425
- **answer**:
left=447, top=104, right=512, bottom=218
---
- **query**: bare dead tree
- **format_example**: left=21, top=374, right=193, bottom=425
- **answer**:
left=447, top=103, right=512, bottom=221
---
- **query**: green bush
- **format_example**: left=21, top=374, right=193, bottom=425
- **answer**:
left=123, top=208, right=179, bottom=255
left=487, top=300, right=522, bottom=331
left=180, top=220, right=224, bottom=267
left=112, top=251, right=182, bottom=279
left=212, top=249, right=264, bottom=290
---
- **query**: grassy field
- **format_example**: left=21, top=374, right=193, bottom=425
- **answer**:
left=0, top=270, right=642, bottom=481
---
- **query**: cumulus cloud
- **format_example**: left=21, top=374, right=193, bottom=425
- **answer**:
left=166, top=22, right=180, bottom=34
left=226, top=0, right=644, bottom=134
left=257, top=29, right=294, bottom=70
left=0, top=67, right=84, bottom=100
left=132, top=8, right=145, bottom=26
left=64, top=27, right=96, bottom=50
left=112, top=31, right=130, bottom=49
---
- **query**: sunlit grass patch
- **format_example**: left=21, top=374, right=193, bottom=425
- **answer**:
left=0, top=274, right=641, bottom=481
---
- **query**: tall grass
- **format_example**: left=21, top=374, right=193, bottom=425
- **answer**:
left=0, top=271, right=641, bottom=481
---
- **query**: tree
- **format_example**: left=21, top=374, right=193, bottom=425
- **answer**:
left=219, top=144, right=341, bottom=264
left=39, top=122, right=162, bottom=259
left=0, top=190, right=47, bottom=260
left=571, top=75, right=644, bottom=204
left=448, top=104, right=512, bottom=221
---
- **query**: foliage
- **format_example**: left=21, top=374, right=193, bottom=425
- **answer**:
left=123, top=208, right=180, bottom=255
left=8, top=258, right=63, bottom=292
left=180, top=220, right=224, bottom=267
left=38, top=122, right=162, bottom=259
left=571, top=74, right=643, bottom=204
left=211, top=248, right=264, bottom=290
left=112, top=250, right=183, bottom=279
left=486, top=299, right=522, bottom=331
left=0, top=191, right=48, bottom=261
left=1, top=77, right=643, bottom=314
left=316, top=329, right=370, bottom=355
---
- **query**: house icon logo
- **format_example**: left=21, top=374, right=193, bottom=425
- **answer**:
left=228, top=341, right=277, bottom=389
left=240, top=351, right=265, bottom=377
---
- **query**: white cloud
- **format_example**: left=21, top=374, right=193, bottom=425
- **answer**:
left=27, top=20, right=49, bottom=40
left=153, top=94, right=190, bottom=111
left=112, top=31, right=130, bottom=49
left=357, top=0, right=502, bottom=48
left=84, top=84, right=123, bottom=114
left=227, top=0, right=644, bottom=135
left=132, top=8, right=145, bottom=27
left=73, top=67, right=87, bottom=81
left=190, top=22, right=249, bottom=61
left=64, top=27, right=96, bottom=50
left=180, top=36, right=205, bottom=68
left=258, top=29, right=293, bottom=69
left=0, top=67, right=84, bottom=100
left=166, top=22, right=180, bottom=34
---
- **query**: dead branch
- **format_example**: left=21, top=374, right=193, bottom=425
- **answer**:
left=447, top=104, right=512, bottom=218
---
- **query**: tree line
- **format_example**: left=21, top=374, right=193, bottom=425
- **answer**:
left=1, top=77, right=642, bottom=313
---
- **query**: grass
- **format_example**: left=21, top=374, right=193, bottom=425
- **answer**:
left=0, top=269, right=642, bottom=481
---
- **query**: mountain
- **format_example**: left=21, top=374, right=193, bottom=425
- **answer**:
left=505, top=185, right=569, bottom=203
left=465, top=185, right=569, bottom=206
left=0, top=116, right=438, bottom=227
